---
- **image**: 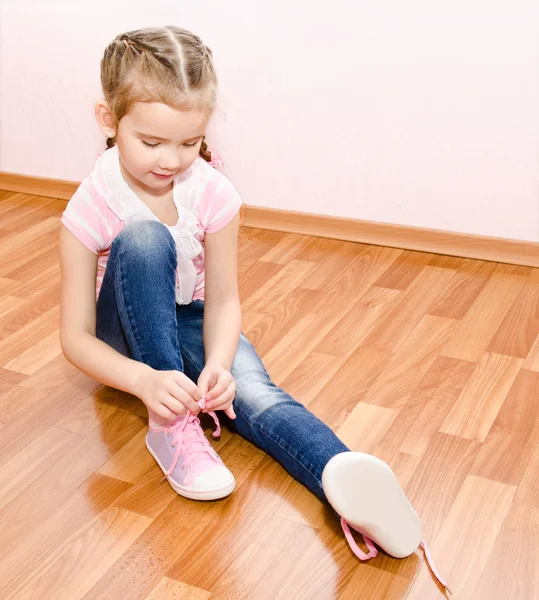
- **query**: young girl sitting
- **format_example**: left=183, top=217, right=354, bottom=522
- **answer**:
left=59, top=26, right=448, bottom=592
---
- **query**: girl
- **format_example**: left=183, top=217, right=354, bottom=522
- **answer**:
left=59, top=26, right=448, bottom=592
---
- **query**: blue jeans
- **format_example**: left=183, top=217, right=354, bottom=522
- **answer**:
left=96, top=221, right=349, bottom=502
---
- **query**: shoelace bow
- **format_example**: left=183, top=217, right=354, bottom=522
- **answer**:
left=341, top=518, right=452, bottom=595
left=154, top=396, right=221, bottom=486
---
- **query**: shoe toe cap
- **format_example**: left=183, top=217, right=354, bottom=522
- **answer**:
left=191, top=466, right=235, bottom=493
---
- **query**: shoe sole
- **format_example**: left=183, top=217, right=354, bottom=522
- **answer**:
left=322, top=452, right=422, bottom=558
left=146, top=439, right=236, bottom=501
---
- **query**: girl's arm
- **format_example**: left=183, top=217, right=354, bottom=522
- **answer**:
left=59, top=225, right=200, bottom=420
left=59, top=225, right=151, bottom=394
left=202, top=212, right=242, bottom=370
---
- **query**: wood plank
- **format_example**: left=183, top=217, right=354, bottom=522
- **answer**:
left=441, top=265, right=528, bottom=361
left=361, top=266, right=456, bottom=354
left=440, top=352, right=523, bottom=441
left=18, top=508, right=151, bottom=600
left=240, top=310, right=265, bottom=332
left=428, top=259, right=496, bottom=320
left=241, top=259, right=317, bottom=313
left=427, top=254, right=464, bottom=269
left=406, top=475, right=516, bottom=599
left=381, top=355, right=476, bottom=456
left=0, top=367, right=27, bottom=394
left=0, top=474, right=134, bottom=599
left=466, top=503, right=539, bottom=600
left=3, top=328, right=63, bottom=374
left=279, top=351, right=347, bottom=408
left=84, top=440, right=267, bottom=600
left=272, top=513, right=372, bottom=599
left=4, top=264, right=60, bottom=299
left=18, top=352, right=82, bottom=393
left=314, top=286, right=401, bottom=358
left=0, top=427, right=82, bottom=511
left=314, top=245, right=403, bottom=318
left=336, top=402, right=398, bottom=452
left=244, top=287, right=328, bottom=356
left=168, top=458, right=318, bottom=600
left=362, top=314, right=457, bottom=409
left=295, top=235, right=367, bottom=263
left=471, top=369, right=539, bottom=485
left=0, top=285, right=59, bottom=342
left=374, top=249, right=433, bottom=290
left=308, top=346, right=391, bottom=430
left=514, top=421, right=539, bottom=509
left=6, top=241, right=60, bottom=281
left=405, top=433, right=481, bottom=541
left=258, top=232, right=314, bottom=264
left=261, top=312, right=341, bottom=385
left=0, top=411, right=145, bottom=564
left=0, top=385, right=45, bottom=423
left=523, top=333, right=539, bottom=371
left=0, top=305, right=60, bottom=367
left=238, top=260, right=283, bottom=304
left=339, top=563, right=410, bottom=600
left=371, top=446, right=421, bottom=490
left=1, top=199, right=65, bottom=233
left=298, top=242, right=374, bottom=292
left=0, top=295, right=26, bottom=319
left=487, top=268, right=539, bottom=358
left=54, top=386, right=119, bottom=435
left=144, top=578, right=210, bottom=600
left=0, top=375, right=100, bottom=470
left=98, top=428, right=155, bottom=484
left=0, top=230, right=58, bottom=278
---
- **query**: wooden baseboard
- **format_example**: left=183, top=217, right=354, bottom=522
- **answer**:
left=0, top=172, right=78, bottom=200
left=243, top=205, right=539, bottom=268
left=1, top=171, right=538, bottom=267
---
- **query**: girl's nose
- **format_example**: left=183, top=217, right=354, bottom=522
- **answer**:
left=158, top=152, right=181, bottom=173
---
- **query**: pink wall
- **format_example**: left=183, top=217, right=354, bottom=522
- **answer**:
left=1, top=1, right=538, bottom=242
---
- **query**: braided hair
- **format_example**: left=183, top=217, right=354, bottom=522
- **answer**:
left=100, top=26, right=217, bottom=163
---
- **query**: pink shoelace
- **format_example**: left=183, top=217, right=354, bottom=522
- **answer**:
left=152, top=396, right=221, bottom=486
left=341, top=518, right=452, bottom=595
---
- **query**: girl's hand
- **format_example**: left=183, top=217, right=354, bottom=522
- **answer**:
left=136, top=366, right=202, bottom=421
left=197, top=363, right=236, bottom=419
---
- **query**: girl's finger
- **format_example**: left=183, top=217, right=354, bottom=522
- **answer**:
left=225, top=405, right=236, bottom=419
left=207, top=382, right=236, bottom=410
left=174, top=372, right=202, bottom=402
left=154, top=402, right=179, bottom=422
left=170, top=384, right=200, bottom=413
left=162, top=395, right=188, bottom=416
left=197, top=370, right=214, bottom=396
left=205, top=375, right=232, bottom=402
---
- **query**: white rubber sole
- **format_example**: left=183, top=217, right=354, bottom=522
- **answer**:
left=146, top=440, right=236, bottom=501
left=322, top=452, right=422, bottom=558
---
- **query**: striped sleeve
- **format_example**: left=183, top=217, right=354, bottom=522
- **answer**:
left=204, top=171, right=242, bottom=234
left=61, top=176, right=110, bottom=254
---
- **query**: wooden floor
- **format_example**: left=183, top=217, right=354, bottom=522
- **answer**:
left=0, top=191, right=538, bottom=599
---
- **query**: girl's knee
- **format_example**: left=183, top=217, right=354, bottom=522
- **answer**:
left=111, top=221, right=175, bottom=261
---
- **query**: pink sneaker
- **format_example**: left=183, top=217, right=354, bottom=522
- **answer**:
left=146, top=397, right=235, bottom=501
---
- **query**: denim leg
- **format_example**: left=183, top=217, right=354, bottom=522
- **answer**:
left=95, top=221, right=184, bottom=373
left=178, top=302, right=350, bottom=503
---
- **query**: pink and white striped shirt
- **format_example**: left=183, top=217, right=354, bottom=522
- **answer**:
left=61, top=146, right=242, bottom=304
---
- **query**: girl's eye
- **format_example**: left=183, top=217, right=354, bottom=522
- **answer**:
left=183, top=141, right=199, bottom=147
left=142, top=140, right=159, bottom=148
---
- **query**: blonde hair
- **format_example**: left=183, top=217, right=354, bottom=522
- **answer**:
left=100, top=26, right=217, bottom=162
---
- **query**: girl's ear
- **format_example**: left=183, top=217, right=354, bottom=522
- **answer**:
left=94, top=100, right=116, bottom=137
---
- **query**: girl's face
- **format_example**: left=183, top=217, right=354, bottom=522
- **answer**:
left=114, top=102, right=211, bottom=194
